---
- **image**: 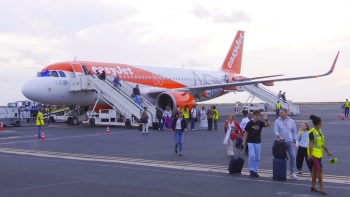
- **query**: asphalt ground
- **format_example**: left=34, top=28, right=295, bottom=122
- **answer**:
left=0, top=104, right=349, bottom=197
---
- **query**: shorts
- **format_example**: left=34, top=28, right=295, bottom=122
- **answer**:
left=311, top=157, right=323, bottom=169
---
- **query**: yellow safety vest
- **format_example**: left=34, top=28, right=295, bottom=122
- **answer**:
left=36, top=111, right=45, bottom=126
left=182, top=109, right=189, bottom=119
left=276, top=103, right=281, bottom=109
left=213, top=109, right=219, bottom=120
left=309, top=127, right=325, bottom=158
left=345, top=101, right=349, bottom=108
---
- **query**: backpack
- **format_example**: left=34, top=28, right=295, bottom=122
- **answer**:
left=235, top=135, right=244, bottom=149
left=272, top=140, right=288, bottom=160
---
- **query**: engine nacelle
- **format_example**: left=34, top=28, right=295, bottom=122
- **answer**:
left=156, top=91, right=196, bottom=111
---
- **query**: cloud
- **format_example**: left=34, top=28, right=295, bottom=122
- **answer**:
left=0, top=56, right=10, bottom=62
left=213, top=10, right=251, bottom=23
left=191, top=5, right=211, bottom=19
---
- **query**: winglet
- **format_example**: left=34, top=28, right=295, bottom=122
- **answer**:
left=321, top=51, right=339, bottom=77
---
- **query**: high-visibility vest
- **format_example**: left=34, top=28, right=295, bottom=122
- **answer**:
left=36, top=111, right=45, bottom=126
left=276, top=103, right=281, bottom=109
left=213, top=109, right=219, bottom=120
left=345, top=101, right=349, bottom=108
left=182, top=109, right=189, bottom=119
left=309, top=127, right=325, bottom=158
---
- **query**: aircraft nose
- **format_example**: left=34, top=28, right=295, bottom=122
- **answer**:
left=22, top=78, right=39, bottom=101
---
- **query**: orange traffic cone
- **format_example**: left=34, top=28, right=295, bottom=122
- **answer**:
left=0, top=122, right=4, bottom=131
left=40, top=130, right=45, bottom=140
left=106, top=125, right=110, bottom=134
left=341, top=113, right=345, bottom=120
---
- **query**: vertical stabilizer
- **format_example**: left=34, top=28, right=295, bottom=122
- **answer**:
left=220, top=30, right=244, bottom=74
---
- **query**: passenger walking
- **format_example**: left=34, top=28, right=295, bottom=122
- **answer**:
left=36, top=108, right=44, bottom=138
left=155, top=107, right=163, bottom=130
left=163, top=106, right=172, bottom=130
left=113, top=75, right=121, bottom=88
left=281, top=92, right=286, bottom=102
left=132, top=84, right=141, bottom=98
left=206, top=106, right=214, bottom=130
left=277, top=90, right=282, bottom=99
left=171, top=112, right=188, bottom=156
left=182, top=105, right=190, bottom=128
left=296, top=123, right=312, bottom=174
left=344, top=99, right=349, bottom=117
left=213, top=106, right=219, bottom=130
left=308, top=115, right=332, bottom=194
left=99, top=70, right=106, bottom=80
left=223, top=114, right=243, bottom=157
left=141, top=107, right=149, bottom=134
left=275, top=101, right=281, bottom=118
left=199, top=106, right=207, bottom=130
left=240, top=112, right=252, bottom=155
left=242, top=110, right=270, bottom=177
left=190, top=105, right=197, bottom=130
left=134, top=95, right=143, bottom=108
left=274, top=108, right=298, bottom=179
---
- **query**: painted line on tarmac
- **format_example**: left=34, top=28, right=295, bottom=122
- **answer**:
left=0, top=153, right=349, bottom=191
left=0, top=147, right=348, bottom=185
left=0, top=130, right=132, bottom=145
left=0, top=134, right=38, bottom=140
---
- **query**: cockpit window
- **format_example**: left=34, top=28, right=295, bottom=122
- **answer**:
left=50, top=71, right=59, bottom=77
left=58, top=71, right=66, bottom=77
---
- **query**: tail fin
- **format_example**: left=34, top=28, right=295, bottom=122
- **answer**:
left=220, top=30, right=245, bottom=74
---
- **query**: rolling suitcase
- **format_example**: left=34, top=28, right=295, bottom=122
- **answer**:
left=228, top=150, right=244, bottom=174
left=272, top=158, right=286, bottom=181
left=152, top=122, right=159, bottom=130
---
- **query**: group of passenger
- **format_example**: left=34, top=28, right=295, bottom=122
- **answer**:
left=197, top=105, right=219, bottom=130
left=223, top=109, right=331, bottom=194
left=277, top=90, right=287, bottom=102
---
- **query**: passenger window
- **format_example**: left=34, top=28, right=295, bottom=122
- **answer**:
left=50, top=71, right=59, bottom=77
left=58, top=71, right=66, bottom=77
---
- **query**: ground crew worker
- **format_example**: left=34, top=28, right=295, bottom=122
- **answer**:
left=213, top=106, right=219, bottom=130
left=36, top=108, right=44, bottom=138
left=276, top=101, right=281, bottom=118
left=344, top=99, right=349, bottom=117
left=182, top=105, right=190, bottom=128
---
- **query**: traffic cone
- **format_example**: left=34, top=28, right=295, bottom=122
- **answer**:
left=0, top=122, right=4, bottom=131
left=341, top=113, right=345, bottom=120
left=40, top=130, right=45, bottom=140
left=106, top=125, right=110, bottom=134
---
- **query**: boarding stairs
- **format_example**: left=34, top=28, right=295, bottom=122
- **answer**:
left=238, top=85, right=300, bottom=115
left=71, top=74, right=156, bottom=125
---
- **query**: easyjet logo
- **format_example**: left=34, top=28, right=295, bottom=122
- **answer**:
left=92, top=66, right=134, bottom=76
left=228, top=32, right=244, bottom=68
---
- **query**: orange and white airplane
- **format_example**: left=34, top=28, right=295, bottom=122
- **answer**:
left=21, top=30, right=339, bottom=110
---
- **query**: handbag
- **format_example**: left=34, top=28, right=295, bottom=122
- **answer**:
left=230, top=133, right=238, bottom=139
left=140, top=118, right=148, bottom=123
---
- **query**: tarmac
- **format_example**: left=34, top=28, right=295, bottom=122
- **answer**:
left=0, top=104, right=349, bottom=197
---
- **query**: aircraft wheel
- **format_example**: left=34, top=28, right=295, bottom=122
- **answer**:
left=89, top=118, right=95, bottom=127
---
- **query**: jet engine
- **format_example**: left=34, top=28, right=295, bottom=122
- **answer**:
left=156, top=91, right=196, bottom=111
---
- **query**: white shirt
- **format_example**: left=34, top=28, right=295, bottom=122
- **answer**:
left=175, top=118, right=182, bottom=129
left=191, top=108, right=197, bottom=118
left=223, top=121, right=235, bottom=144
left=200, top=110, right=206, bottom=118
left=296, top=130, right=309, bottom=148
left=163, top=110, right=172, bottom=117
left=240, top=117, right=251, bottom=131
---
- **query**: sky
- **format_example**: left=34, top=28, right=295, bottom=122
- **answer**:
left=0, top=0, right=349, bottom=106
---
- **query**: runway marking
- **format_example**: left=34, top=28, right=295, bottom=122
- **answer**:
left=0, top=154, right=349, bottom=191
left=0, top=134, right=37, bottom=140
left=0, top=130, right=132, bottom=145
left=0, top=147, right=348, bottom=185
left=0, top=181, right=81, bottom=192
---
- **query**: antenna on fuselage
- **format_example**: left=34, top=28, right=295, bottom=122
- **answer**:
left=74, top=56, right=77, bottom=61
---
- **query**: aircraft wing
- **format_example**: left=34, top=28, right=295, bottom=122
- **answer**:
left=147, top=51, right=339, bottom=96
left=177, top=51, right=339, bottom=92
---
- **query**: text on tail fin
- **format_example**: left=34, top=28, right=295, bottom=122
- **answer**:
left=221, top=30, right=245, bottom=74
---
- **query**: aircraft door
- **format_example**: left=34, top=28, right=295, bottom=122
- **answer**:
left=71, top=63, right=84, bottom=78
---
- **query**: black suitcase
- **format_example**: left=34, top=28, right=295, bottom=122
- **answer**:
left=228, top=150, right=244, bottom=174
left=152, top=122, right=159, bottom=130
left=272, top=158, right=286, bottom=181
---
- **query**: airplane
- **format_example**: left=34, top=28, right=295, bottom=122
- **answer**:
left=21, top=30, right=340, bottom=111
